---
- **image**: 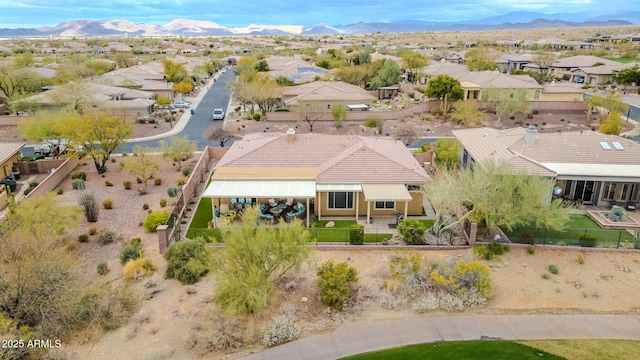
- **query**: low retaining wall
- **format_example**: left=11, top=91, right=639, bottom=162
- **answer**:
left=25, top=153, right=79, bottom=198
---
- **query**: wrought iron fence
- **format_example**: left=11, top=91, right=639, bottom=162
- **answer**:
left=504, top=227, right=639, bottom=249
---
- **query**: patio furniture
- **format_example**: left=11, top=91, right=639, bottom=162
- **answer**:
left=270, top=207, right=283, bottom=216
left=286, top=202, right=306, bottom=220
left=286, top=198, right=294, bottom=206
left=277, top=203, right=288, bottom=210
left=220, top=203, right=230, bottom=214
left=259, top=203, right=267, bottom=213
left=268, top=198, right=277, bottom=207
left=627, top=201, right=637, bottom=212
left=230, top=198, right=238, bottom=205
left=260, top=212, right=274, bottom=220
left=245, top=198, right=253, bottom=206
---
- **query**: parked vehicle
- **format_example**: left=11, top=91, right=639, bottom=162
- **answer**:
left=34, top=139, right=68, bottom=156
left=170, top=100, right=190, bottom=109
left=212, top=108, right=225, bottom=120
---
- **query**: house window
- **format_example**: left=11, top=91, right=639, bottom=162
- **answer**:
left=327, top=192, right=353, bottom=209
left=603, top=182, right=616, bottom=200
left=375, top=201, right=395, bottom=209
left=406, top=185, right=420, bottom=192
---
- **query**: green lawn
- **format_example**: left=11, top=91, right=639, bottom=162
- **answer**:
left=503, top=215, right=634, bottom=247
left=603, top=57, right=640, bottom=64
left=339, top=340, right=564, bottom=360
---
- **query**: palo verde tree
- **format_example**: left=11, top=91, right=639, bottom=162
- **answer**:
left=481, top=87, right=531, bottom=123
left=424, top=160, right=571, bottom=237
left=120, top=145, right=160, bottom=195
left=65, top=112, right=133, bottom=174
left=613, top=65, right=640, bottom=90
left=465, top=47, right=498, bottom=71
left=398, top=49, right=427, bottom=84
left=425, top=75, right=464, bottom=115
left=163, top=58, right=188, bottom=83
left=212, top=206, right=311, bottom=315
left=331, top=104, right=348, bottom=128
left=370, top=58, right=402, bottom=89
left=160, top=135, right=197, bottom=170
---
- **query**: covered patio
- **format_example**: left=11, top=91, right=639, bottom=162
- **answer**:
left=361, top=183, right=413, bottom=225
left=202, top=179, right=316, bottom=227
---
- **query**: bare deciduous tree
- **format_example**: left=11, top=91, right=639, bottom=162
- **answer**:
left=205, top=122, right=235, bottom=147
left=298, top=104, right=323, bottom=132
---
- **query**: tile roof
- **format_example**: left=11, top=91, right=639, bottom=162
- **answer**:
left=454, top=71, right=543, bottom=89
left=453, top=127, right=640, bottom=178
left=0, top=142, right=24, bottom=166
left=282, top=81, right=375, bottom=106
left=214, top=132, right=430, bottom=183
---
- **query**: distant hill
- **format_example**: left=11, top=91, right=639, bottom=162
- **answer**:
left=0, top=14, right=635, bottom=37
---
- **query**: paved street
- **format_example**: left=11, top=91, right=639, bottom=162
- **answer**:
left=240, top=314, right=640, bottom=360
left=119, top=69, right=235, bottom=153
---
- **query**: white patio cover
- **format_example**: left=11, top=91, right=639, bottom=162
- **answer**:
left=316, top=184, right=362, bottom=192
left=203, top=180, right=316, bottom=198
left=361, top=183, right=412, bottom=201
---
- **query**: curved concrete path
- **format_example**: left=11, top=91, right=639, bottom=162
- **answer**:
left=239, top=314, right=640, bottom=359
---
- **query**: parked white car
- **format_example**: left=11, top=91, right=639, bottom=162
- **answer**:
left=34, top=139, right=68, bottom=156
left=170, top=100, right=190, bottom=109
left=212, top=108, right=225, bottom=120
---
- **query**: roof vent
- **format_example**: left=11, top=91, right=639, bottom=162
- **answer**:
left=524, top=124, right=537, bottom=145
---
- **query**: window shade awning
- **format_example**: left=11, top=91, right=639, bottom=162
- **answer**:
left=203, top=181, right=316, bottom=198
left=362, top=183, right=412, bottom=201
left=316, top=184, right=362, bottom=192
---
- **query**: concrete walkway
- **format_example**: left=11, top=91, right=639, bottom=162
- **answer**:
left=239, top=314, right=640, bottom=359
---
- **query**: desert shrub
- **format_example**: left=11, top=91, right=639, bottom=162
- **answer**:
left=123, top=181, right=132, bottom=190
left=439, top=293, right=465, bottom=312
left=261, top=316, right=300, bottom=347
left=154, top=178, right=162, bottom=186
left=412, top=296, right=440, bottom=313
left=577, top=252, right=585, bottom=265
left=388, top=252, right=432, bottom=298
left=88, top=225, right=98, bottom=235
left=71, top=178, right=85, bottom=190
left=473, top=242, right=509, bottom=260
left=143, top=211, right=170, bottom=232
left=182, top=166, right=193, bottom=176
left=120, top=241, right=142, bottom=265
left=252, top=113, right=262, bottom=121
left=28, top=180, right=39, bottom=189
left=105, top=180, right=113, bottom=187
left=548, top=264, right=560, bottom=274
left=97, top=262, right=109, bottom=275
left=167, top=187, right=179, bottom=197
left=176, top=179, right=186, bottom=186
left=159, top=198, right=167, bottom=207
left=136, top=177, right=143, bottom=184
left=397, top=219, right=427, bottom=245
left=78, top=234, right=89, bottom=243
left=142, top=203, right=149, bottom=210
left=348, top=226, right=364, bottom=245
left=274, top=108, right=289, bottom=112
left=541, top=273, right=550, bottom=279
left=0, top=313, right=38, bottom=360
left=185, top=314, right=244, bottom=355
left=164, top=238, right=211, bottom=284
left=472, top=245, right=492, bottom=260
left=75, top=284, right=140, bottom=331
left=317, top=260, right=358, bottom=309
left=97, top=229, right=117, bottom=245
left=22, top=187, right=33, bottom=196
left=430, top=260, right=493, bottom=298
left=71, top=171, right=87, bottom=181
left=488, top=242, right=509, bottom=255
left=579, top=233, right=597, bottom=247
left=55, top=187, right=64, bottom=195
left=79, top=193, right=99, bottom=222
left=526, top=246, right=536, bottom=255
left=102, top=198, right=114, bottom=209
left=123, top=258, right=157, bottom=280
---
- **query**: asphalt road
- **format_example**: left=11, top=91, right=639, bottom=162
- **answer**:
left=119, top=69, right=235, bottom=153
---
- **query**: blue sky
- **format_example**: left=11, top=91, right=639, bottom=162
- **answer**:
left=0, top=0, right=629, bottom=28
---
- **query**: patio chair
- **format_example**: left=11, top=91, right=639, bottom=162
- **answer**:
left=627, top=201, right=637, bottom=212
left=259, top=212, right=274, bottom=220
left=245, top=198, right=253, bottom=206
left=259, top=203, right=267, bottom=213
left=230, top=198, right=237, bottom=205
left=286, top=198, right=294, bottom=206
left=268, top=198, right=277, bottom=207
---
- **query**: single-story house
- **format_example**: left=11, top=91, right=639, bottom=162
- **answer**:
left=0, top=142, right=24, bottom=209
left=452, top=126, right=640, bottom=208
left=265, top=56, right=329, bottom=84
left=202, top=130, right=431, bottom=227
left=548, top=55, right=628, bottom=83
left=281, top=81, right=376, bottom=112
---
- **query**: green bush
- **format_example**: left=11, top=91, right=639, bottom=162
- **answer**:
left=143, top=211, right=171, bottom=232
left=97, top=262, right=109, bottom=275
left=97, top=229, right=117, bottom=245
left=154, top=178, right=162, bottom=186
left=123, top=181, right=132, bottom=190
left=176, top=179, right=186, bottom=186
left=105, top=180, right=113, bottom=186
left=159, top=198, right=167, bottom=207
left=252, top=113, right=261, bottom=121
left=397, top=219, right=427, bottom=245
left=364, top=115, right=381, bottom=128
left=472, top=245, right=492, bottom=260
left=167, top=187, right=179, bottom=197
left=119, top=241, right=142, bottom=265
left=526, top=246, right=535, bottom=255
left=163, top=238, right=211, bottom=284
left=473, top=242, right=510, bottom=260
left=274, top=108, right=289, bottom=112
left=21, top=156, right=35, bottom=162
left=55, top=187, right=64, bottom=195
left=488, top=242, right=509, bottom=255
left=182, top=166, right=193, bottom=176
left=71, top=171, right=87, bottom=181
left=348, top=226, right=364, bottom=245
left=142, top=203, right=149, bottom=210
left=579, top=233, right=597, bottom=247
left=78, top=234, right=89, bottom=243
left=88, top=225, right=98, bottom=235
left=317, top=260, right=358, bottom=309
left=72, top=178, right=86, bottom=190
left=548, top=264, right=560, bottom=274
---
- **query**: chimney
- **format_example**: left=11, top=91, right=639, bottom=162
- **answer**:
left=286, top=128, right=296, bottom=143
left=524, top=124, right=537, bottom=145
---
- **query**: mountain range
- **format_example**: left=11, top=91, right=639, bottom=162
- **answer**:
left=0, top=11, right=638, bottom=37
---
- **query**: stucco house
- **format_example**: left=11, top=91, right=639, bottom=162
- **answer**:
left=265, top=56, right=329, bottom=84
left=548, top=55, right=630, bottom=85
left=281, top=81, right=375, bottom=112
left=453, top=126, right=640, bottom=208
left=0, top=142, right=24, bottom=209
left=202, top=131, right=430, bottom=227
